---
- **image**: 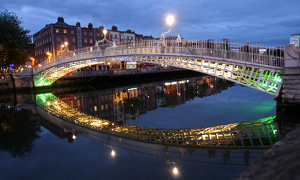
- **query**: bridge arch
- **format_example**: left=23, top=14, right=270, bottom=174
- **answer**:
left=32, top=40, right=283, bottom=95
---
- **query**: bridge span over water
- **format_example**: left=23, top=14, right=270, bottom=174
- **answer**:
left=28, top=40, right=284, bottom=95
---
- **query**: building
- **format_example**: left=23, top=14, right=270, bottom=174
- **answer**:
left=32, top=17, right=153, bottom=65
left=32, top=17, right=108, bottom=64
left=290, top=34, right=300, bottom=46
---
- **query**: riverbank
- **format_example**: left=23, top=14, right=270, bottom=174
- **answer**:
left=0, top=70, right=203, bottom=94
left=237, top=116, right=300, bottom=180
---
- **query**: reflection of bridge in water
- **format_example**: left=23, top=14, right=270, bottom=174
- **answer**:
left=36, top=93, right=279, bottom=166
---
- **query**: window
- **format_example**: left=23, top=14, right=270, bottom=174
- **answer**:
left=89, top=39, right=93, bottom=43
left=56, top=36, right=60, bottom=42
left=101, top=105, right=104, bottom=110
left=72, top=46, right=76, bottom=51
left=71, top=30, right=75, bottom=34
left=72, top=37, right=75, bottom=42
left=127, top=36, right=129, bottom=40
left=89, top=32, right=92, bottom=36
left=83, top=31, right=87, bottom=35
left=64, top=37, right=68, bottom=41
left=96, top=33, right=99, bottom=36
left=94, top=106, right=97, bottom=111
left=63, top=29, right=67, bottom=33
left=84, top=38, right=87, bottom=43
left=105, top=104, right=108, bottom=109
left=131, top=37, right=133, bottom=40
left=56, top=29, right=59, bottom=33
left=115, top=35, right=117, bottom=38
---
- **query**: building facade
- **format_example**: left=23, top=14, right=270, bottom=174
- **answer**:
left=32, top=17, right=152, bottom=65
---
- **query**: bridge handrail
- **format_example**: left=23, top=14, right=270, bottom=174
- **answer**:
left=32, top=40, right=285, bottom=74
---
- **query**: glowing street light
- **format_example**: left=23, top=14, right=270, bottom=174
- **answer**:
left=95, top=28, right=113, bottom=46
left=167, top=15, right=174, bottom=26
left=46, top=52, right=52, bottom=60
left=161, top=15, right=181, bottom=42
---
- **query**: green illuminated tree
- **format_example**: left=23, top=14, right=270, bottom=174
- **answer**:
left=0, top=9, right=35, bottom=73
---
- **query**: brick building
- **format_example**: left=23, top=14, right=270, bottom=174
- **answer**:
left=32, top=17, right=152, bottom=65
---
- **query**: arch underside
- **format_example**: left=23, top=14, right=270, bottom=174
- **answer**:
left=33, top=54, right=282, bottom=95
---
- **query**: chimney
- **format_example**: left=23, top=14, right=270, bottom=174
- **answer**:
left=88, top=23, right=93, bottom=29
left=57, top=17, right=64, bottom=23
left=76, top=22, right=81, bottom=27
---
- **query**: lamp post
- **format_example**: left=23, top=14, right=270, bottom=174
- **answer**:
left=95, top=29, right=109, bottom=46
left=46, top=52, right=52, bottom=60
left=160, top=15, right=181, bottom=42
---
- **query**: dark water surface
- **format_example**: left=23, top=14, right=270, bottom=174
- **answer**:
left=0, top=75, right=276, bottom=180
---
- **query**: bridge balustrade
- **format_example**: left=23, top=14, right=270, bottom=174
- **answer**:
left=32, top=40, right=284, bottom=74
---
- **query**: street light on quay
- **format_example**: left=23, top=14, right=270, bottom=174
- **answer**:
left=46, top=52, right=52, bottom=60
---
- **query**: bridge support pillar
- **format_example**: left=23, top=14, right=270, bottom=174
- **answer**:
left=276, top=44, right=300, bottom=126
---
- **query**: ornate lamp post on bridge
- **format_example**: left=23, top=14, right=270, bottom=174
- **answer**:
left=95, top=28, right=116, bottom=48
left=160, top=15, right=182, bottom=43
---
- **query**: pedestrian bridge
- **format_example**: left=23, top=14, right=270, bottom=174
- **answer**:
left=37, top=93, right=279, bottom=149
left=31, top=40, right=284, bottom=95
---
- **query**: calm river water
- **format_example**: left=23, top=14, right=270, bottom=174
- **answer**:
left=0, top=74, right=276, bottom=180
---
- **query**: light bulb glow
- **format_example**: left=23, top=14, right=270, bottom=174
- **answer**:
left=103, top=29, right=107, bottom=35
left=167, top=15, right=174, bottom=25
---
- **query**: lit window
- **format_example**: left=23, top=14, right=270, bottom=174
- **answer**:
left=101, top=105, right=104, bottom=110
left=94, top=106, right=97, bottom=111
left=105, top=104, right=108, bottom=109
left=89, top=39, right=93, bottom=43
left=56, top=29, right=59, bottom=33
left=64, top=29, right=67, bottom=33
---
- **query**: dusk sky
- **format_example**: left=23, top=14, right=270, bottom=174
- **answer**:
left=2, top=0, right=300, bottom=46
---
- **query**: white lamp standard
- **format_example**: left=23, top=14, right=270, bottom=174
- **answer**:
left=160, top=15, right=181, bottom=42
left=95, top=28, right=117, bottom=48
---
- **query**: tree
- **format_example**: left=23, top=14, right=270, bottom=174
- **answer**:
left=0, top=10, right=35, bottom=73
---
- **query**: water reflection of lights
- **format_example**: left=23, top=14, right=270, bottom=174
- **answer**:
left=72, top=134, right=76, bottom=140
left=111, top=150, right=116, bottom=157
left=173, top=167, right=179, bottom=175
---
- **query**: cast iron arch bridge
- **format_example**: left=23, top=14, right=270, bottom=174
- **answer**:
left=31, top=40, right=284, bottom=95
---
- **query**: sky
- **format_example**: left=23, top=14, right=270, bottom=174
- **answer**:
left=1, top=0, right=300, bottom=46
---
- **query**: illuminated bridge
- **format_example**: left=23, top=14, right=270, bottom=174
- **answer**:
left=36, top=93, right=279, bottom=149
left=30, top=40, right=284, bottom=95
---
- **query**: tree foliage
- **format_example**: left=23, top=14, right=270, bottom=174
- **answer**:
left=0, top=9, right=35, bottom=73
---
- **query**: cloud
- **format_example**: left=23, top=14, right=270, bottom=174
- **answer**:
left=1, top=0, right=300, bottom=45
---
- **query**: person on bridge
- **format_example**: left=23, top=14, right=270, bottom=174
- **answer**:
left=244, top=41, right=250, bottom=61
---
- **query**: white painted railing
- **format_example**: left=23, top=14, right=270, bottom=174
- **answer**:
left=32, top=40, right=285, bottom=75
